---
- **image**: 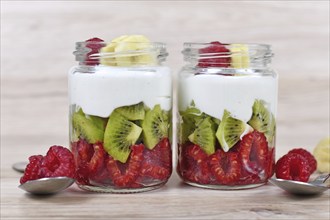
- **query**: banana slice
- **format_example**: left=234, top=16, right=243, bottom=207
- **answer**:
left=115, top=35, right=155, bottom=66
left=100, top=35, right=131, bottom=66
left=230, top=44, right=250, bottom=68
left=100, top=35, right=155, bottom=66
left=313, top=137, right=330, bottom=173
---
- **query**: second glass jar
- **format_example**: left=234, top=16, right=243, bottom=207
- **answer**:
left=177, top=42, right=278, bottom=189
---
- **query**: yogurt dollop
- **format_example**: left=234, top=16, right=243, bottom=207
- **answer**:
left=178, top=73, right=278, bottom=122
left=69, top=66, right=172, bottom=118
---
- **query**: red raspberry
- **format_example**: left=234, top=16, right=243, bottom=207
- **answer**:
left=39, top=146, right=75, bottom=178
left=88, top=143, right=106, bottom=174
left=139, top=138, right=172, bottom=181
left=75, top=163, right=90, bottom=185
left=275, top=153, right=310, bottom=182
left=72, top=140, right=110, bottom=184
left=180, top=144, right=210, bottom=184
left=237, top=173, right=261, bottom=185
left=75, top=139, right=94, bottom=165
left=266, top=147, right=275, bottom=178
left=158, top=138, right=172, bottom=169
left=198, top=41, right=231, bottom=68
left=106, top=144, right=144, bottom=187
left=288, top=148, right=317, bottom=174
left=239, top=131, right=268, bottom=175
left=20, top=155, right=43, bottom=184
left=85, top=37, right=104, bottom=65
left=71, top=140, right=93, bottom=184
left=209, top=150, right=241, bottom=185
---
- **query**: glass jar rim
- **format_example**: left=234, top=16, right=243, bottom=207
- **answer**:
left=182, top=42, right=273, bottom=68
left=74, top=41, right=168, bottom=65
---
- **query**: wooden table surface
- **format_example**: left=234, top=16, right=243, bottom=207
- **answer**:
left=1, top=1, right=329, bottom=219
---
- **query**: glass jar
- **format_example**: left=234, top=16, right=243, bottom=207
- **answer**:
left=177, top=42, right=278, bottom=189
left=69, top=38, right=172, bottom=193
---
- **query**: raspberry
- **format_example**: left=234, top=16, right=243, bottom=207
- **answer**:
left=237, top=169, right=261, bottom=185
left=266, top=147, right=275, bottom=178
left=275, top=153, right=310, bottom=182
left=288, top=148, right=317, bottom=174
left=198, top=41, right=231, bottom=68
left=39, top=146, right=75, bottom=179
left=158, top=138, right=172, bottom=169
left=88, top=143, right=106, bottom=174
left=180, top=144, right=210, bottom=184
left=85, top=37, right=104, bottom=65
left=20, top=155, right=43, bottom=184
left=72, top=140, right=93, bottom=184
left=239, top=131, right=268, bottom=175
left=139, top=138, right=172, bottom=181
left=72, top=140, right=110, bottom=184
left=75, top=163, right=90, bottom=185
left=106, top=144, right=144, bottom=187
left=209, top=150, right=241, bottom=185
left=75, top=139, right=94, bottom=165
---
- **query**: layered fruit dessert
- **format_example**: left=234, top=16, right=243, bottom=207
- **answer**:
left=177, top=42, right=278, bottom=188
left=69, top=35, right=172, bottom=192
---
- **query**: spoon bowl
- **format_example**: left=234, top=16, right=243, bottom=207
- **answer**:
left=269, top=174, right=330, bottom=195
left=19, top=177, right=75, bottom=195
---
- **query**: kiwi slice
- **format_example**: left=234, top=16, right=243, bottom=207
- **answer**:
left=179, top=105, right=202, bottom=144
left=72, top=109, right=105, bottom=144
left=216, top=110, right=252, bottom=152
left=188, top=116, right=217, bottom=155
left=247, top=99, right=275, bottom=144
left=115, top=102, right=145, bottom=120
left=142, top=105, right=169, bottom=149
left=103, top=111, right=142, bottom=163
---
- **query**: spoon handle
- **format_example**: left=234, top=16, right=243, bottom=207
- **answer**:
left=312, top=174, right=330, bottom=187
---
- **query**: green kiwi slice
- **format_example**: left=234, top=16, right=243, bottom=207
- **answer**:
left=103, top=111, right=142, bottom=163
left=115, top=102, right=145, bottom=120
left=188, top=116, right=217, bottom=155
left=248, top=99, right=275, bottom=144
left=142, top=105, right=169, bottom=149
left=72, top=109, right=105, bottom=144
left=179, top=105, right=202, bottom=144
left=216, top=110, right=252, bottom=152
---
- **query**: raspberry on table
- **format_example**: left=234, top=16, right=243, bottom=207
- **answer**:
left=39, top=146, right=76, bottom=179
left=288, top=148, right=317, bottom=174
left=275, top=153, right=311, bottom=182
left=20, top=146, right=76, bottom=184
left=20, top=155, right=43, bottom=184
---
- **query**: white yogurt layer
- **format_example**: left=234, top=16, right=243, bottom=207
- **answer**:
left=178, top=73, right=278, bottom=122
left=69, top=66, right=172, bottom=118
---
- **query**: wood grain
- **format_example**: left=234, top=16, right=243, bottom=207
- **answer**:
left=1, top=1, right=329, bottom=219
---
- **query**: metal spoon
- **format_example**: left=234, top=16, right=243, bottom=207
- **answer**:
left=269, top=174, right=330, bottom=195
left=19, top=177, right=75, bottom=195
left=13, top=162, right=75, bottom=195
